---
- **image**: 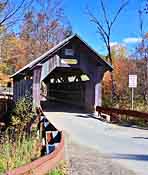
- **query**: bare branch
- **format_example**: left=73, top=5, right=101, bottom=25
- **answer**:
left=100, top=0, right=110, bottom=31
left=96, top=27, right=108, bottom=48
left=87, top=0, right=128, bottom=100
left=0, top=0, right=25, bottom=25
left=87, top=7, right=108, bottom=38
left=0, top=0, right=32, bottom=26
left=4, top=18, right=24, bottom=31
left=138, top=10, right=144, bottom=38
left=110, top=0, right=129, bottom=29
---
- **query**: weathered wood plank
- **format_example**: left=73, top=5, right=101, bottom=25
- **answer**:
left=33, top=65, right=42, bottom=107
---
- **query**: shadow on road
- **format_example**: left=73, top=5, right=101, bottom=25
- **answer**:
left=41, top=101, right=103, bottom=121
left=41, top=101, right=86, bottom=113
left=42, top=101, right=148, bottom=132
left=132, top=137, right=148, bottom=140
left=110, top=153, right=148, bottom=161
left=75, top=114, right=103, bottom=121
left=118, top=124, right=148, bottom=130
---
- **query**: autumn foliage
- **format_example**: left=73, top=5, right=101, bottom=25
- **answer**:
left=103, top=45, right=136, bottom=102
left=0, top=0, right=71, bottom=85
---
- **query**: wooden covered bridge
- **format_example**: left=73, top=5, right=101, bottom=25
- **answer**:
left=11, top=34, right=112, bottom=111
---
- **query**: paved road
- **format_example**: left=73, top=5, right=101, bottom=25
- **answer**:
left=44, top=103, right=148, bottom=175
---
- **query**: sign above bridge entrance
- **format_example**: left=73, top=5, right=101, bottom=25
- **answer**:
left=61, top=59, right=78, bottom=65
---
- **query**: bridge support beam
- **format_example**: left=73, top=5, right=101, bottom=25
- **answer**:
left=85, top=80, right=94, bottom=111
left=33, top=65, right=42, bottom=107
left=95, top=81, right=102, bottom=108
left=93, top=67, right=104, bottom=112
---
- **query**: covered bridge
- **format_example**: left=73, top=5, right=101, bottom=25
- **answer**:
left=11, top=34, right=112, bottom=111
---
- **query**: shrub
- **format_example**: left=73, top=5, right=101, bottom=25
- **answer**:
left=0, top=95, right=41, bottom=173
left=10, top=95, right=35, bottom=135
left=102, top=96, right=112, bottom=107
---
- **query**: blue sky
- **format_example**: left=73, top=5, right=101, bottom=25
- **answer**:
left=62, top=0, right=148, bottom=55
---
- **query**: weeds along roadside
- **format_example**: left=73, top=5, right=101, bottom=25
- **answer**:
left=0, top=95, right=41, bottom=174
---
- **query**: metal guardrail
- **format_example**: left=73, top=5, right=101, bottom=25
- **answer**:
left=96, top=106, right=148, bottom=121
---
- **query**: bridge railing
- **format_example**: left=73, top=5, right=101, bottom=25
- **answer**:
left=96, top=106, right=148, bottom=122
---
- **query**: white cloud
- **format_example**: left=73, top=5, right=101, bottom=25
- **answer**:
left=110, top=37, right=142, bottom=48
left=123, top=37, right=142, bottom=44
left=110, top=42, right=118, bottom=47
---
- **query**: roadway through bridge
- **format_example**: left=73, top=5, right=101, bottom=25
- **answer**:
left=43, top=102, right=148, bottom=175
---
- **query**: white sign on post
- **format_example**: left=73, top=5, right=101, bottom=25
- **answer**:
left=129, top=74, right=137, bottom=110
left=129, top=75, right=137, bottom=88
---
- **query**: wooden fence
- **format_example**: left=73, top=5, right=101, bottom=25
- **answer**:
left=96, top=106, right=148, bottom=122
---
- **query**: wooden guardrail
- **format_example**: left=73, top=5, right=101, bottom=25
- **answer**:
left=7, top=133, right=64, bottom=175
left=6, top=107, right=64, bottom=175
left=96, top=106, right=148, bottom=122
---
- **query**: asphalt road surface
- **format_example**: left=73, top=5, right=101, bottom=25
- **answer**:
left=43, top=102, right=148, bottom=175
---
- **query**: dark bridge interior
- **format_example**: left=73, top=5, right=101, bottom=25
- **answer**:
left=41, top=67, right=90, bottom=109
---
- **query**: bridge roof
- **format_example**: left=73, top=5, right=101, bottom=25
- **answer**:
left=11, top=34, right=113, bottom=78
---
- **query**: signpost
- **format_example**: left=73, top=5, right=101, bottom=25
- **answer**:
left=129, top=75, right=137, bottom=110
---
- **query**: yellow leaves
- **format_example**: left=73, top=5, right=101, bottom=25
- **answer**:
left=103, top=71, right=112, bottom=96
left=0, top=25, right=5, bottom=33
left=0, top=71, right=9, bottom=85
left=111, top=44, right=128, bottom=64
left=1, top=35, right=30, bottom=72
left=103, top=57, right=136, bottom=97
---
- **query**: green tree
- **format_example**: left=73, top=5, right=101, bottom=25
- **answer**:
left=11, top=95, right=35, bottom=135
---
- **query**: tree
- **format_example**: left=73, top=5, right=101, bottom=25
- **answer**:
left=0, top=0, right=33, bottom=29
left=2, top=34, right=29, bottom=72
left=87, top=0, right=128, bottom=101
left=135, top=10, right=148, bottom=102
left=144, top=0, right=148, bottom=14
left=0, top=0, right=33, bottom=82
left=103, top=44, right=136, bottom=106
left=0, top=0, right=72, bottom=76
left=19, top=0, right=72, bottom=62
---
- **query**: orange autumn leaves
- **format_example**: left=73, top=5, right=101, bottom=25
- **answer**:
left=103, top=46, right=136, bottom=98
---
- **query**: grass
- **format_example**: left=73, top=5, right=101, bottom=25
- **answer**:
left=49, top=169, right=63, bottom=175
left=0, top=133, right=40, bottom=174
left=48, top=161, right=68, bottom=175
left=0, top=95, right=41, bottom=174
